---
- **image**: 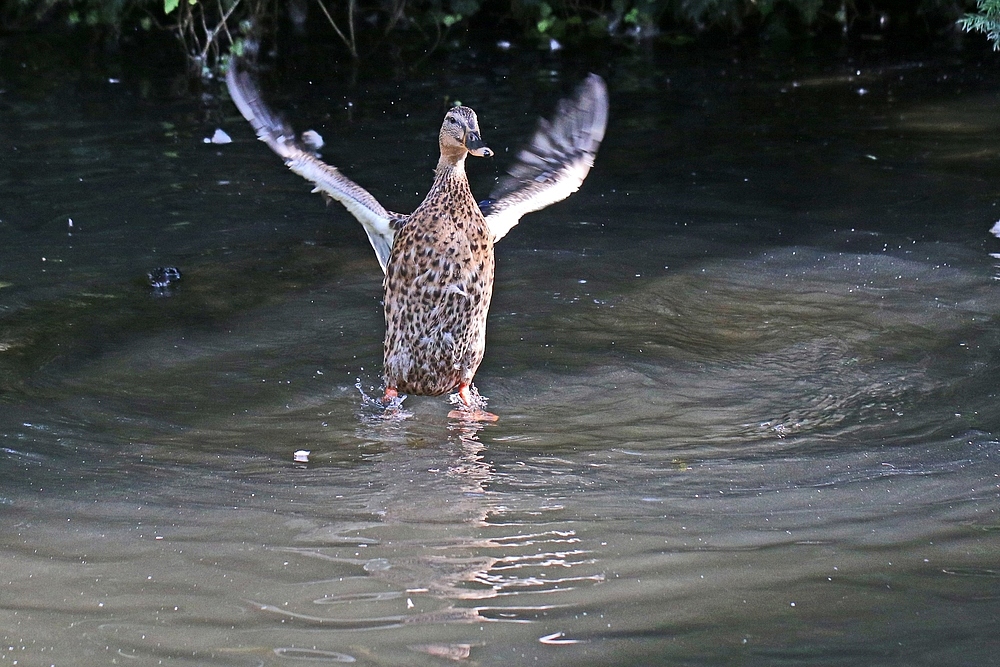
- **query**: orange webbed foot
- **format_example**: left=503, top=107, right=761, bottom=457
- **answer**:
left=447, top=408, right=500, bottom=422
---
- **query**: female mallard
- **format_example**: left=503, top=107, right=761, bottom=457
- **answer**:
left=226, top=63, right=608, bottom=415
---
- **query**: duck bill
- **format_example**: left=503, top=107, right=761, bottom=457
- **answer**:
left=464, top=132, right=493, bottom=158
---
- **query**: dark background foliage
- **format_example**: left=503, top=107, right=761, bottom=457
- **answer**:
left=0, top=0, right=995, bottom=76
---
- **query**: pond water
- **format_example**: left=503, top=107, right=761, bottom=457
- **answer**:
left=2, top=37, right=1000, bottom=666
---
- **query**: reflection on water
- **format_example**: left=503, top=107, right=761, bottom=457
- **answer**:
left=2, top=41, right=1000, bottom=666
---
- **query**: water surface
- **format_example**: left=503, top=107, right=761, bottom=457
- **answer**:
left=2, top=41, right=1000, bottom=666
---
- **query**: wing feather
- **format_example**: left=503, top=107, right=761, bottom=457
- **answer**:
left=484, top=74, right=608, bottom=243
left=225, top=64, right=399, bottom=272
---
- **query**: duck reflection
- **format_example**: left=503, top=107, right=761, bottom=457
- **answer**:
left=255, top=411, right=602, bottom=651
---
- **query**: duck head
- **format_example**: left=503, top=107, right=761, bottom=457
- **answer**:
left=439, top=106, right=493, bottom=162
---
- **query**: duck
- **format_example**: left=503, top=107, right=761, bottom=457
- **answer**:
left=225, top=60, right=608, bottom=418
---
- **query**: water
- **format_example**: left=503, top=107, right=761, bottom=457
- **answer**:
left=2, top=39, right=1000, bottom=666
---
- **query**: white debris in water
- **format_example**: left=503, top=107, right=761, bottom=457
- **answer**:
left=990, top=220, right=1000, bottom=239
left=293, top=450, right=310, bottom=463
left=205, top=128, right=232, bottom=145
left=301, top=130, right=324, bottom=151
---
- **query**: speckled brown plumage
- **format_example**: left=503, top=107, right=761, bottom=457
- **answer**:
left=383, top=107, right=495, bottom=397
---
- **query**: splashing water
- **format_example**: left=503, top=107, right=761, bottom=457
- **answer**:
left=447, top=385, right=499, bottom=423
left=447, top=384, right=490, bottom=413
left=355, top=380, right=412, bottom=422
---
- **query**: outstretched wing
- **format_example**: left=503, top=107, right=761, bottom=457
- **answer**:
left=225, top=64, right=402, bottom=273
left=483, top=74, right=608, bottom=243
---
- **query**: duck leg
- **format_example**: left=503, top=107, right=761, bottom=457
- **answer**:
left=457, top=383, right=474, bottom=407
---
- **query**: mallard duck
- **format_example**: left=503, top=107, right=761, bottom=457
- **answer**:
left=226, top=62, right=608, bottom=415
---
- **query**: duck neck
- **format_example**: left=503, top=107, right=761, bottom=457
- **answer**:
left=434, top=151, right=468, bottom=184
